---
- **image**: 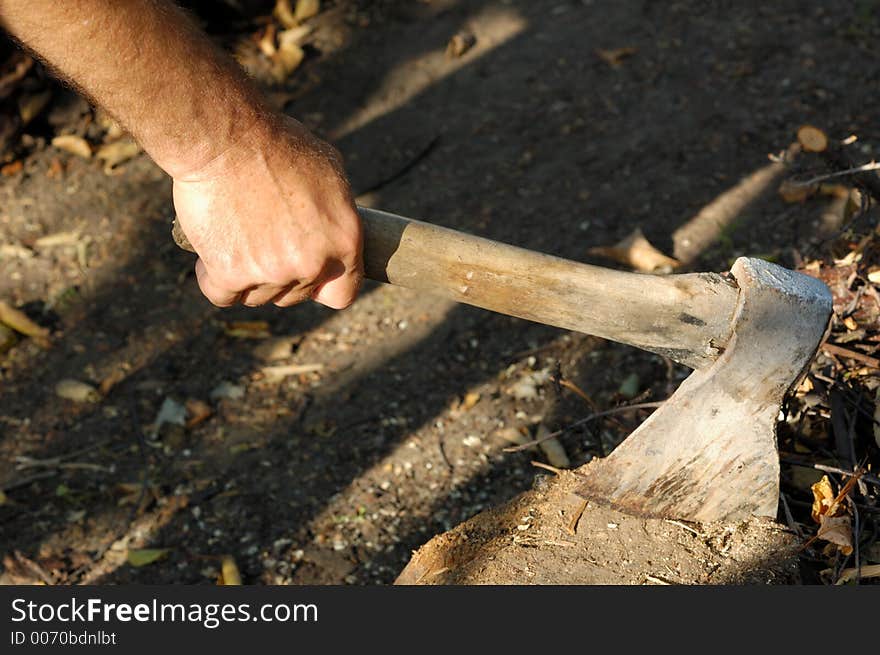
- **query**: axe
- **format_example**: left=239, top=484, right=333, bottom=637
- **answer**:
left=173, top=207, right=832, bottom=523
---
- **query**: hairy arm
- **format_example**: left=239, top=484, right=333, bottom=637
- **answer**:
left=0, top=0, right=363, bottom=309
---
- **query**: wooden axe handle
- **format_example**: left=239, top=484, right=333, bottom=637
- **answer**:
left=172, top=207, right=739, bottom=369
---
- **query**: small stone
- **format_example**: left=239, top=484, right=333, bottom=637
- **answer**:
left=210, top=381, right=245, bottom=400
left=55, top=379, right=100, bottom=403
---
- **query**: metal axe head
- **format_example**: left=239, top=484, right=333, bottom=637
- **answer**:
left=574, top=257, right=832, bottom=523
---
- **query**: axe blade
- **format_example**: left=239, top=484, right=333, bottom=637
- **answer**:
left=574, top=257, right=832, bottom=523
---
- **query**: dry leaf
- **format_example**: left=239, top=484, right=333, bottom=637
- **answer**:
left=0, top=300, right=49, bottom=341
left=810, top=475, right=836, bottom=522
left=596, top=46, right=636, bottom=67
left=446, top=31, right=477, bottom=58
left=51, top=134, right=91, bottom=159
left=278, top=25, right=312, bottom=46
left=258, top=23, right=277, bottom=56
left=274, top=39, right=305, bottom=78
left=816, top=515, right=853, bottom=555
left=185, top=398, right=213, bottom=428
left=219, top=556, right=242, bottom=585
left=223, top=321, right=271, bottom=339
left=274, top=0, right=298, bottom=28
left=294, top=0, right=320, bottom=23
left=0, top=324, right=15, bottom=354
left=99, top=367, right=128, bottom=396
left=34, top=229, right=82, bottom=248
left=588, top=227, right=680, bottom=273
left=261, top=363, right=323, bottom=383
left=96, top=138, right=141, bottom=174
left=0, top=160, right=22, bottom=176
left=126, top=548, right=169, bottom=567
left=797, top=125, right=828, bottom=153
left=462, top=391, right=481, bottom=410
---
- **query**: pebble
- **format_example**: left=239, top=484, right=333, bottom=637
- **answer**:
left=210, top=381, right=245, bottom=400
left=55, top=379, right=100, bottom=403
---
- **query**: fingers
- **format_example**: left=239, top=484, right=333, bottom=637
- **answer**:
left=311, top=266, right=363, bottom=310
left=271, top=286, right=314, bottom=308
left=239, top=284, right=289, bottom=307
left=195, top=259, right=240, bottom=307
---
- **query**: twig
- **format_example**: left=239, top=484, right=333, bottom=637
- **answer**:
left=779, top=454, right=880, bottom=487
left=790, top=160, right=880, bottom=187
left=820, top=146, right=880, bottom=203
left=664, top=519, right=704, bottom=538
left=504, top=401, right=664, bottom=453
left=14, top=457, right=111, bottom=473
left=437, top=437, right=453, bottom=473
left=556, top=378, right=599, bottom=411
left=821, top=343, right=880, bottom=369
left=1, top=470, right=57, bottom=492
left=779, top=493, right=804, bottom=539
left=531, top=460, right=565, bottom=475
left=12, top=438, right=113, bottom=470
left=853, top=497, right=861, bottom=584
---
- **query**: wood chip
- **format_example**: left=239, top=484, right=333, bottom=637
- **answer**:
left=797, top=125, right=828, bottom=153
left=51, top=134, right=91, bottom=159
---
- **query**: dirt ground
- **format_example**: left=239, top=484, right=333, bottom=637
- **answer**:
left=1, top=0, right=879, bottom=585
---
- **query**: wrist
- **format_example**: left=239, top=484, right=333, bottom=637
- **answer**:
left=153, top=96, right=278, bottom=182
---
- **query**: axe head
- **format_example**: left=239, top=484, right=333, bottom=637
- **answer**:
left=574, top=257, right=832, bottom=523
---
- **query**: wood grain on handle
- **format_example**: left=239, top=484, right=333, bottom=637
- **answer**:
left=172, top=208, right=740, bottom=369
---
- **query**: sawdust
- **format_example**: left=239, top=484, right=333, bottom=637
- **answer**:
left=397, top=471, right=799, bottom=585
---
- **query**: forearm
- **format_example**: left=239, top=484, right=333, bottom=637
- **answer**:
left=0, top=0, right=272, bottom=178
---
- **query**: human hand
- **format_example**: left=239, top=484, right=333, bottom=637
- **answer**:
left=171, top=115, right=363, bottom=309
